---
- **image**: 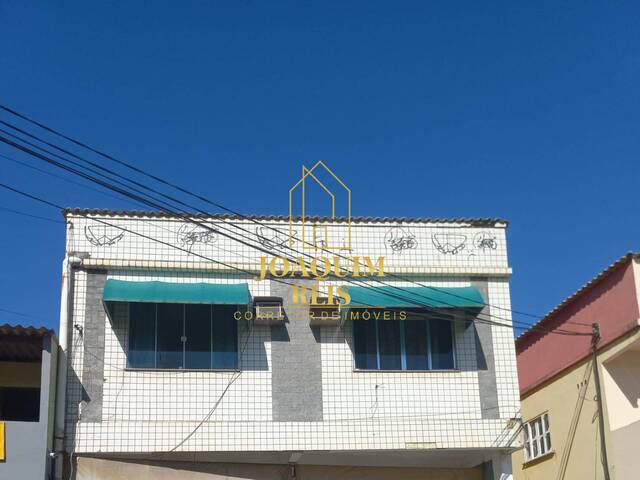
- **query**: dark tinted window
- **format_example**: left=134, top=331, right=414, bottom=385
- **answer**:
left=0, top=387, right=40, bottom=421
left=405, top=320, right=429, bottom=370
left=128, top=302, right=155, bottom=368
left=185, top=304, right=212, bottom=369
left=128, top=302, right=238, bottom=370
left=352, top=312, right=455, bottom=371
left=156, top=303, right=183, bottom=369
left=212, top=305, right=239, bottom=369
left=353, top=320, right=377, bottom=369
left=430, top=317, right=454, bottom=370
left=378, top=320, right=402, bottom=370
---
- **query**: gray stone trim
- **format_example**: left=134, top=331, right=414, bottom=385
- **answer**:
left=270, top=279, right=323, bottom=422
left=80, top=270, right=107, bottom=422
left=471, top=279, right=499, bottom=420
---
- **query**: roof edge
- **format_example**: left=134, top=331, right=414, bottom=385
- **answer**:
left=61, top=208, right=509, bottom=227
left=516, top=251, right=640, bottom=345
left=520, top=324, right=640, bottom=398
left=0, top=324, right=55, bottom=338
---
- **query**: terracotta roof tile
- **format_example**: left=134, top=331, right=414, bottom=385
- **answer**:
left=516, top=252, right=640, bottom=343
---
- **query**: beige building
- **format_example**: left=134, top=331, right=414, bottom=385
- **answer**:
left=513, top=253, right=640, bottom=480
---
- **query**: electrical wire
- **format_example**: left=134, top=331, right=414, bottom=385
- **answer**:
left=0, top=104, right=587, bottom=460
left=0, top=180, right=580, bottom=462
left=1, top=151, right=140, bottom=206
left=0, top=114, right=589, bottom=333
left=0, top=103, right=592, bottom=328
left=146, top=316, right=255, bottom=458
left=0, top=153, right=592, bottom=334
left=0, top=134, right=590, bottom=336
left=0, top=205, right=63, bottom=224
left=0, top=307, right=45, bottom=319
left=0, top=180, right=592, bottom=338
left=0, top=181, right=536, bottom=458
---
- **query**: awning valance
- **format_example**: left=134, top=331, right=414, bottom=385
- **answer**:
left=345, top=285, right=484, bottom=309
left=103, top=280, right=250, bottom=305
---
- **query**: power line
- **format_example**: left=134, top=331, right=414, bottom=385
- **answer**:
left=0, top=124, right=589, bottom=336
left=0, top=161, right=575, bottom=337
left=0, top=151, right=140, bottom=206
left=0, top=180, right=591, bottom=338
left=0, top=307, right=44, bottom=320
left=0, top=105, right=575, bottom=458
left=0, top=138, right=507, bottom=326
left=0, top=126, right=588, bottom=335
left=0, top=127, right=189, bottom=213
left=0, top=181, right=566, bottom=460
left=0, top=113, right=551, bottom=330
left=0, top=206, right=63, bottom=224
left=0, top=180, right=474, bottom=328
left=0, top=103, right=594, bottom=329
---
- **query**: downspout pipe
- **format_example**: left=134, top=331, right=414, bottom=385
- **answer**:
left=53, top=255, right=81, bottom=480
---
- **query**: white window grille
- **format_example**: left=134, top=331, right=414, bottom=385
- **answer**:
left=523, top=412, right=552, bottom=462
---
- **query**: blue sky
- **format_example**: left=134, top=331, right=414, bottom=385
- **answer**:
left=1, top=1, right=639, bottom=333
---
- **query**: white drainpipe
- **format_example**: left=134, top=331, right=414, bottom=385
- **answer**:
left=53, top=255, right=81, bottom=480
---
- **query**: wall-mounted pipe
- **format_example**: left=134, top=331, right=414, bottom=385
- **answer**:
left=53, top=255, right=81, bottom=480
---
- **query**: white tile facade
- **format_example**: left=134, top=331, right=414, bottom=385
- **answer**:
left=63, top=214, right=520, bottom=454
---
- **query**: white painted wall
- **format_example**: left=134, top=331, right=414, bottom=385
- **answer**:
left=63, top=214, right=520, bottom=455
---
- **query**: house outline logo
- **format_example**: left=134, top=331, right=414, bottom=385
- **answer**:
left=289, top=161, right=352, bottom=252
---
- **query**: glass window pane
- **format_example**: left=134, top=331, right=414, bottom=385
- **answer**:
left=185, top=304, right=211, bottom=369
left=156, top=303, right=183, bottom=369
left=545, top=433, right=552, bottom=451
left=378, top=320, right=402, bottom=370
left=405, top=320, right=429, bottom=370
left=0, top=387, right=40, bottom=421
left=128, top=302, right=155, bottom=368
left=430, top=317, right=455, bottom=370
left=212, top=305, right=238, bottom=369
left=353, top=318, right=378, bottom=370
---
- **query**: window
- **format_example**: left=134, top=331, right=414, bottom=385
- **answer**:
left=353, top=314, right=455, bottom=371
left=0, top=387, right=40, bottom=421
left=128, top=303, right=238, bottom=370
left=523, top=413, right=552, bottom=462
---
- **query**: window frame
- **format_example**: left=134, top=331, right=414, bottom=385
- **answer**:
left=523, top=412, right=553, bottom=463
left=126, top=302, right=240, bottom=371
left=351, top=313, right=457, bottom=372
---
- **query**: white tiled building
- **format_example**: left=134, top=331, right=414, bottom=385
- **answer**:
left=57, top=209, right=520, bottom=480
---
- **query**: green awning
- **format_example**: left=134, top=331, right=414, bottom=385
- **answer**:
left=103, top=280, right=250, bottom=304
left=345, top=286, right=484, bottom=309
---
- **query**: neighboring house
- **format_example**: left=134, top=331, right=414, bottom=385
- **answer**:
left=513, top=252, right=640, bottom=480
left=58, top=209, right=521, bottom=480
left=0, top=324, right=58, bottom=480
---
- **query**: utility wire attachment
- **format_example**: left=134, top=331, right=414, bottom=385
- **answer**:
left=591, top=322, right=601, bottom=346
